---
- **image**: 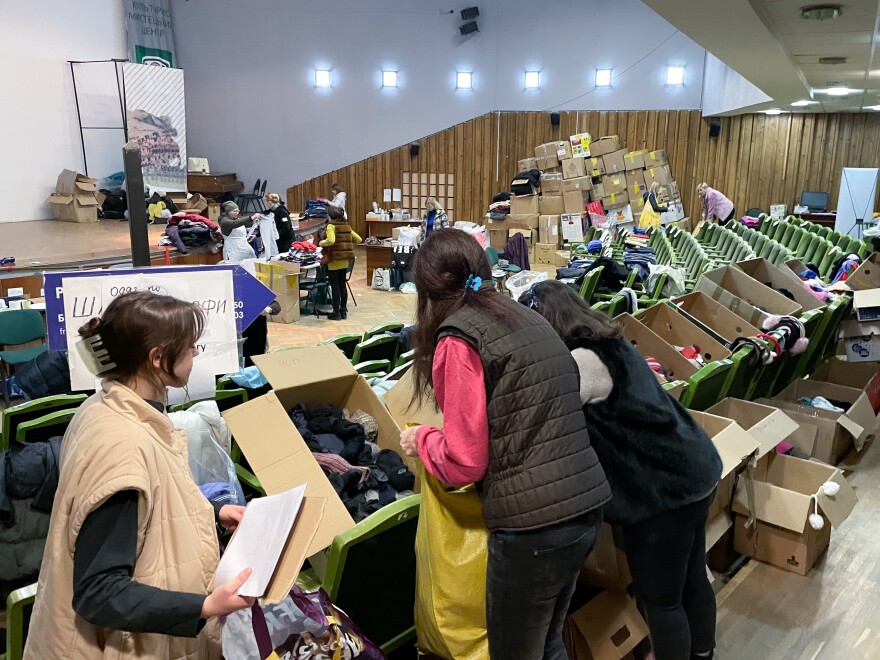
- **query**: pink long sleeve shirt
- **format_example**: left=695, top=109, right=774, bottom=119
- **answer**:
left=415, top=337, right=490, bottom=487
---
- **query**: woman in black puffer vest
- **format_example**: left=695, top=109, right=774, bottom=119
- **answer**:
left=521, top=280, right=722, bottom=660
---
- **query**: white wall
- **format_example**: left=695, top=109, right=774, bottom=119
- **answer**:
left=0, top=0, right=127, bottom=222
left=172, top=0, right=705, bottom=201
left=701, top=53, right=772, bottom=116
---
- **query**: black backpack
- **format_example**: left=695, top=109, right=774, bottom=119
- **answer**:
left=510, top=169, right=540, bottom=196
left=98, top=189, right=128, bottom=219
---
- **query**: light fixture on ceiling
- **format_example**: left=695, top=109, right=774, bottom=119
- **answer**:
left=791, top=99, right=819, bottom=106
left=764, top=108, right=785, bottom=115
left=666, top=66, right=685, bottom=86
left=524, top=70, right=541, bottom=90
left=456, top=71, right=473, bottom=90
left=382, top=70, right=399, bottom=88
left=800, top=4, right=842, bottom=20
left=818, top=56, right=848, bottom=65
left=595, top=69, right=612, bottom=88
left=865, top=105, right=880, bottom=111
left=825, top=85, right=853, bottom=96
left=314, top=68, right=331, bottom=88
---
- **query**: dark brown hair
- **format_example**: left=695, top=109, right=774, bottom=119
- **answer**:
left=328, top=204, right=345, bottom=221
left=518, top=280, right=621, bottom=346
left=78, top=291, right=206, bottom=389
left=331, top=183, right=342, bottom=194
left=410, top=229, right=508, bottom=403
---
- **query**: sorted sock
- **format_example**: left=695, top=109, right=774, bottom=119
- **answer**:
left=376, top=449, right=416, bottom=492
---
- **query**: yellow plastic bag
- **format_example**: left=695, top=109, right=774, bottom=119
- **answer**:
left=415, top=465, right=489, bottom=660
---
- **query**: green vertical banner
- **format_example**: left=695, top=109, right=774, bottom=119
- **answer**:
left=124, top=0, right=177, bottom=68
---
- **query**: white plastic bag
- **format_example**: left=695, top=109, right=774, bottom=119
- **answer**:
left=505, top=270, right=548, bottom=301
left=397, top=226, right=420, bottom=247
left=372, top=268, right=394, bottom=291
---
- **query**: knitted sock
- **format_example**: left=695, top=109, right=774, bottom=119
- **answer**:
left=340, top=431, right=366, bottom=464
left=376, top=449, right=416, bottom=491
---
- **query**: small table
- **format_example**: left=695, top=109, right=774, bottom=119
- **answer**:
left=800, top=212, right=837, bottom=228
left=366, top=218, right=421, bottom=239
left=187, top=172, right=245, bottom=199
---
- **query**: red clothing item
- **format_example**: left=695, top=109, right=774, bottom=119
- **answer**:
left=416, top=337, right=490, bottom=487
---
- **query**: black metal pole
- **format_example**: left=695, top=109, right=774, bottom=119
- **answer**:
left=70, top=62, right=88, bottom=175
left=123, top=141, right=150, bottom=267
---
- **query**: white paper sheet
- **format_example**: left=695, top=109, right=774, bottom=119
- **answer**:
left=383, top=188, right=392, bottom=202
left=214, top=484, right=307, bottom=597
left=392, top=188, right=402, bottom=202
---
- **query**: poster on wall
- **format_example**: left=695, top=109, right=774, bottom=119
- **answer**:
left=124, top=0, right=178, bottom=67
left=123, top=63, right=187, bottom=192
left=835, top=167, right=879, bottom=238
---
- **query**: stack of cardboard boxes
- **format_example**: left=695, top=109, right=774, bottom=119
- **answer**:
left=501, top=134, right=684, bottom=267
left=46, top=169, right=99, bottom=223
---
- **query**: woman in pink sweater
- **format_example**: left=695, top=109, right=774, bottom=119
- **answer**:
left=697, top=182, right=735, bottom=224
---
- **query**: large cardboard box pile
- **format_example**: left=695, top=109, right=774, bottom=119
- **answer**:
left=587, top=136, right=621, bottom=158
left=563, top=191, right=587, bottom=214
left=695, top=265, right=802, bottom=327
left=511, top=194, right=540, bottom=215
left=539, top=195, right=566, bottom=216
left=569, top=132, right=593, bottom=158
left=518, top=157, right=538, bottom=172
left=602, top=149, right=627, bottom=175
left=732, top=452, right=857, bottom=575
left=563, top=590, right=649, bottom=660
left=602, top=174, right=628, bottom=196
left=46, top=169, right=99, bottom=223
left=644, top=165, right=674, bottom=187
left=623, top=150, right=647, bottom=171
left=561, top=158, right=587, bottom=180
left=539, top=215, right=561, bottom=245
left=644, top=149, right=668, bottom=168
left=541, top=173, right=564, bottom=196
left=735, top=257, right=825, bottom=311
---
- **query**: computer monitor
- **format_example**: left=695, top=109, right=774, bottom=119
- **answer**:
left=800, top=191, right=829, bottom=212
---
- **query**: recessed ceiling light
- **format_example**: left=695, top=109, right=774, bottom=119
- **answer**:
left=666, top=66, right=685, bottom=86
left=595, top=69, right=612, bottom=88
left=791, top=100, right=818, bottom=106
left=865, top=105, right=880, bottom=111
left=819, top=56, right=848, bottom=65
left=524, top=70, right=541, bottom=90
left=801, top=4, right=843, bottom=20
left=456, top=71, right=473, bottom=90
left=314, top=68, right=331, bottom=88
left=825, top=86, right=853, bottom=96
left=382, top=70, right=399, bottom=88
left=764, top=108, right=785, bottom=115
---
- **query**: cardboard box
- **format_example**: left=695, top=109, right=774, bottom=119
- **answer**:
left=539, top=215, right=561, bottom=245
left=534, top=243, right=559, bottom=265
left=507, top=213, right=540, bottom=230
left=587, top=136, right=621, bottom=158
left=270, top=292, right=301, bottom=324
left=555, top=249, right=571, bottom=267
left=540, top=173, right=564, bottom=196
left=569, top=132, right=593, bottom=158
left=644, top=149, right=668, bottom=167
left=207, top=202, right=221, bottom=222
left=638, top=303, right=732, bottom=365
left=811, top=358, right=880, bottom=393
left=183, top=193, right=210, bottom=214
left=602, top=149, right=627, bottom=175
left=670, top=292, right=761, bottom=344
left=770, top=204, right=788, bottom=220
left=561, top=176, right=592, bottom=194
left=539, top=195, right=566, bottom=216
left=644, top=165, right=674, bottom=187
left=511, top=194, right=540, bottom=215
left=536, top=155, right=560, bottom=172
left=535, top=141, right=573, bottom=161
left=847, top=253, right=880, bottom=291
left=761, top=378, right=878, bottom=461
left=563, top=191, right=587, bottom=215
left=591, top=181, right=606, bottom=199
left=579, top=524, right=631, bottom=591
left=689, top=410, right=762, bottom=550
left=854, top=289, right=880, bottom=322
left=598, top=192, right=629, bottom=210
left=46, top=194, right=99, bottom=223
left=255, top=260, right=301, bottom=296
left=561, top=158, right=587, bottom=180
left=605, top=204, right=635, bottom=227
left=55, top=168, right=97, bottom=195
left=731, top=452, right=857, bottom=575
left=623, top=150, right=647, bottom=171
left=586, top=157, right=606, bottom=178
left=518, top=157, right=538, bottom=172
left=602, top=173, right=628, bottom=196
left=618, top=313, right=702, bottom=381
left=627, top=169, right=646, bottom=191
left=735, top=257, right=825, bottom=311
left=695, top=266, right=802, bottom=327
left=563, top=591, right=649, bottom=660
left=221, top=347, right=412, bottom=598
left=508, top=227, right=536, bottom=248
left=489, top=227, right=508, bottom=251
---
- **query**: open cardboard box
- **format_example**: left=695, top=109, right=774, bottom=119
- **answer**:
left=811, top=359, right=880, bottom=409
left=638, top=303, right=732, bottom=365
left=847, top=252, right=880, bottom=291
left=563, top=590, right=649, bottom=660
left=617, top=313, right=702, bottom=382
left=695, top=265, right=802, bottom=327
left=758, top=378, right=878, bottom=463
left=669, top=292, right=761, bottom=345
left=735, top=257, right=825, bottom=311
left=854, top=289, right=880, bottom=322
left=731, top=452, right=857, bottom=575
left=840, top=319, right=880, bottom=363
left=221, top=345, right=410, bottom=601
left=689, top=411, right=761, bottom=551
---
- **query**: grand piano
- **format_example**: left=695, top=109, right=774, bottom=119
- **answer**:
left=187, top=172, right=245, bottom=199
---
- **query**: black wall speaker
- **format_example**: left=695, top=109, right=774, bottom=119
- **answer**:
left=461, top=6, right=480, bottom=20
left=410, top=142, right=420, bottom=157
left=460, top=21, right=479, bottom=35
left=550, top=111, right=560, bottom=126
left=709, top=120, right=721, bottom=138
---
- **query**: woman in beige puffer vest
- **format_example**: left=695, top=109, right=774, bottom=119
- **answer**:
left=25, top=292, right=254, bottom=660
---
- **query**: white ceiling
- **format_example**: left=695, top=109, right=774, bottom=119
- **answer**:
left=643, top=0, right=880, bottom=113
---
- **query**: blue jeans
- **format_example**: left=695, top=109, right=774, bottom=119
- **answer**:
left=486, top=510, right=602, bottom=660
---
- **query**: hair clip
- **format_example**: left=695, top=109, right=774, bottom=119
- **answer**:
left=76, top=334, right=117, bottom=376
left=463, top=274, right=482, bottom=296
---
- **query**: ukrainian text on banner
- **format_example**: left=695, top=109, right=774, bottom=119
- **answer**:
left=123, top=63, right=187, bottom=192
left=124, top=0, right=178, bottom=67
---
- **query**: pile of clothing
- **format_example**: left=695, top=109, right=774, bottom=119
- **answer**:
left=623, top=246, right=657, bottom=281
left=304, top=199, right=330, bottom=219
left=283, top=241, right=322, bottom=266
left=831, top=253, right=862, bottom=285
left=486, top=200, right=510, bottom=222
left=160, top=214, right=223, bottom=254
left=288, top=404, right=415, bottom=522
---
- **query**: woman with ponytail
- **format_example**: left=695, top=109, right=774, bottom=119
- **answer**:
left=398, top=228, right=610, bottom=659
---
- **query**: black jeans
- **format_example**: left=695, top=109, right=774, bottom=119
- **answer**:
left=622, top=492, right=717, bottom=660
left=486, top=509, right=602, bottom=660
left=327, top=267, right=348, bottom=313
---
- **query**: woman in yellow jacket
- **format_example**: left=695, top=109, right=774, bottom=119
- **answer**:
left=25, top=292, right=254, bottom=660
left=320, top=203, right=362, bottom=320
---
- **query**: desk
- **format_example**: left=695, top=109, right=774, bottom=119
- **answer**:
left=365, top=245, right=393, bottom=282
left=187, top=173, right=245, bottom=198
left=366, top=218, right=421, bottom=239
left=801, top=212, right=837, bottom=227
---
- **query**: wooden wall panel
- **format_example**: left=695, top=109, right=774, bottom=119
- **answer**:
left=287, top=111, right=880, bottom=237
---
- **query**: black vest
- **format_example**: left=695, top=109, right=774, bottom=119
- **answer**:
left=571, top=336, right=722, bottom=524
left=439, top=298, right=611, bottom=531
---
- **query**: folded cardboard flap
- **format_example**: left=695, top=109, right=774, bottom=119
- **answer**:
left=706, top=398, right=799, bottom=462
left=568, top=590, right=649, bottom=660
left=695, top=266, right=802, bottom=326
left=638, top=303, right=731, bottom=364
left=847, top=253, right=880, bottom=291
left=617, top=313, right=699, bottom=381
left=734, top=257, right=825, bottom=311
left=690, top=411, right=761, bottom=479
left=810, top=358, right=880, bottom=392
left=670, top=292, right=761, bottom=343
